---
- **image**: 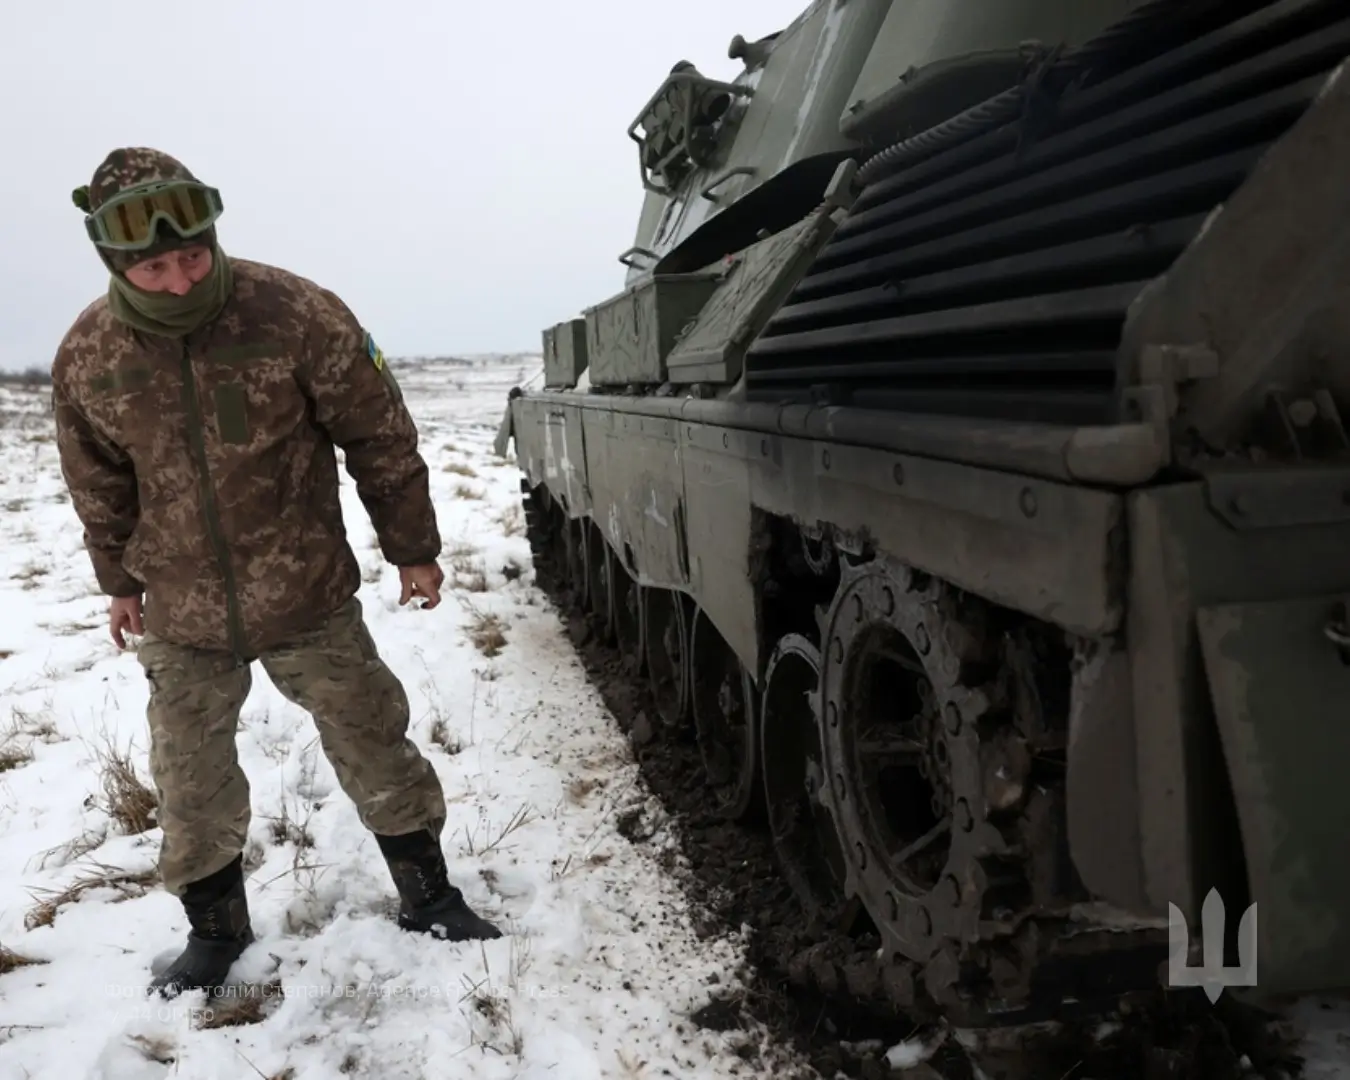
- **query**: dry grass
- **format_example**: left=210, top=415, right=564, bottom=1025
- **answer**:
left=35, top=825, right=108, bottom=870
left=443, top=461, right=478, bottom=478
left=262, top=794, right=315, bottom=851
left=93, top=738, right=157, bottom=834
left=456, top=565, right=490, bottom=592
left=11, top=560, right=48, bottom=591
left=252, top=757, right=333, bottom=936
left=494, top=504, right=524, bottom=537
left=414, top=667, right=466, bottom=755
left=460, top=803, right=537, bottom=858
left=468, top=987, right=524, bottom=1056
left=11, top=706, right=57, bottom=741
left=24, top=862, right=157, bottom=930
left=469, top=612, right=508, bottom=657
left=455, top=592, right=510, bottom=658
left=452, top=483, right=483, bottom=501
left=127, top=1033, right=176, bottom=1065
left=429, top=717, right=465, bottom=755
left=194, top=979, right=285, bottom=1030
left=0, top=944, right=47, bottom=975
left=0, top=742, right=31, bottom=773
left=458, top=935, right=530, bottom=1058
left=445, top=541, right=490, bottom=592
left=45, top=617, right=103, bottom=637
left=1, top=705, right=59, bottom=773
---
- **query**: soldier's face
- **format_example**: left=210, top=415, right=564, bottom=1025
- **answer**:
left=122, top=245, right=213, bottom=295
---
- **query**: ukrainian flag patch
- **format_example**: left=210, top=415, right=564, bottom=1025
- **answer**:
left=364, top=330, right=385, bottom=372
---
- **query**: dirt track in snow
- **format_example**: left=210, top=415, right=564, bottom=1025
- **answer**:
left=527, top=553, right=1333, bottom=1080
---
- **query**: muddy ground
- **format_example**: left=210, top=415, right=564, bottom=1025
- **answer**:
left=537, top=569, right=1310, bottom=1079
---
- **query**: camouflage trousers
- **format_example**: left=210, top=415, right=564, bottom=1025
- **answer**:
left=137, top=596, right=446, bottom=897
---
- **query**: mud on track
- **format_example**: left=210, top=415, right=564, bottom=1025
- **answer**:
left=535, top=570, right=1307, bottom=1080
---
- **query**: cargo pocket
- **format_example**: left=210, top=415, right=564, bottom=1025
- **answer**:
left=332, top=596, right=380, bottom=664
left=214, top=383, right=250, bottom=445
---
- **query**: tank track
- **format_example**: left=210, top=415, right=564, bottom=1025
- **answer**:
left=515, top=478, right=1310, bottom=1077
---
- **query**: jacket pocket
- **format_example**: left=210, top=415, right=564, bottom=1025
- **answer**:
left=213, top=383, right=249, bottom=445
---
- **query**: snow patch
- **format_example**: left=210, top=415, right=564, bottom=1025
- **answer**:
left=0, top=369, right=781, bottom=1079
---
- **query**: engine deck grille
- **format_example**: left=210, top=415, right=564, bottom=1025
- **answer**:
left=744, top=0, right=1350, bottom=424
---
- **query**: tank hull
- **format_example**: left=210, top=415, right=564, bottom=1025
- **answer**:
left=501, top=0, right=1350, bottom=1023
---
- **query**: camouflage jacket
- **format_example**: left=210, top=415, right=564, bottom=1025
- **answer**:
left=51, top=257, right=441, bottom=654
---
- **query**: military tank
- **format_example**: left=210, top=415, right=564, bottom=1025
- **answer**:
left=497, top=0, right=1350, bottom=1029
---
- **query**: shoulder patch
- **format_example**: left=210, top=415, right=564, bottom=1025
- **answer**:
left=364, top=330, right=385, bottom=372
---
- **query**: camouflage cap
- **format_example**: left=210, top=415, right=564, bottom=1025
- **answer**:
left=87, top=146, right=199, bottom=210
left=80, top=147, right=218, bottom=271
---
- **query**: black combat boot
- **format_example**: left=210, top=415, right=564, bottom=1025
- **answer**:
left=375, top=829, right=502, bottom=941
left=149, top=854, right=254, bottom=998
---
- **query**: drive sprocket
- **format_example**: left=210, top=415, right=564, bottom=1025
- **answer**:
left=816, top=557, right=1036, bottom=1014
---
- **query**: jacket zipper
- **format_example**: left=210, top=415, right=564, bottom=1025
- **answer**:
left=179, top=342, right=247, bottom=655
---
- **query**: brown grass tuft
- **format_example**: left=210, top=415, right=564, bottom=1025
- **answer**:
left=456, top=566, right=489, bottom=592
left=12, top=707, right=57, bottom=741
left=263, top=802, right=315, bottom=850
left=11, top=562, right=49, bottom=591
left=452, top=483, right=483, bottom=501
left=429, top=717, right=465, bottom=755
left=445, top=542, right=490, bottom=591
left=442, top=461, right=478, bottom=478
left=25, top=863, right=157, bottom=930
left=94, top=740, right=157, bottom=834
left=46, top=618, right=103, bottom=637
left=494, top=504, right=524, bottom=537
left=36, top=826, right=109, bottom=870
left=127, top=1033, right=176, bottom=1065
left=468, top=612, right=508, bottom=657
left=0, top=706, right=59, bottom=774
left=0, top=743, right=31, bottom=773
left=0, top=944, right=47, bottom=975
left=194, top=979, right=285, bottom=1029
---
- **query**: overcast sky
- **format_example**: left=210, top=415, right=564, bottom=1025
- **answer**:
left=0, top=0, right=800, bottom=371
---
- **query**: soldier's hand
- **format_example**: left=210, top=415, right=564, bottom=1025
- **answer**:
left=109, top=594, right=144, bottom=649
left=398, top=563, right=444, bottom=609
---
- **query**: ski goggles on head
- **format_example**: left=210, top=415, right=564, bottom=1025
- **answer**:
left=83, top=179, right=224, bottom=251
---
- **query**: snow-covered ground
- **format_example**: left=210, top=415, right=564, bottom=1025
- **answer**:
left=2, top=358, right=1349, bottom=1080
left=0, top=359, right=797, bottom=1080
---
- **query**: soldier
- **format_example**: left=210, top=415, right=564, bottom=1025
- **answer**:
left=50, top=147, right=501, bottom=999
